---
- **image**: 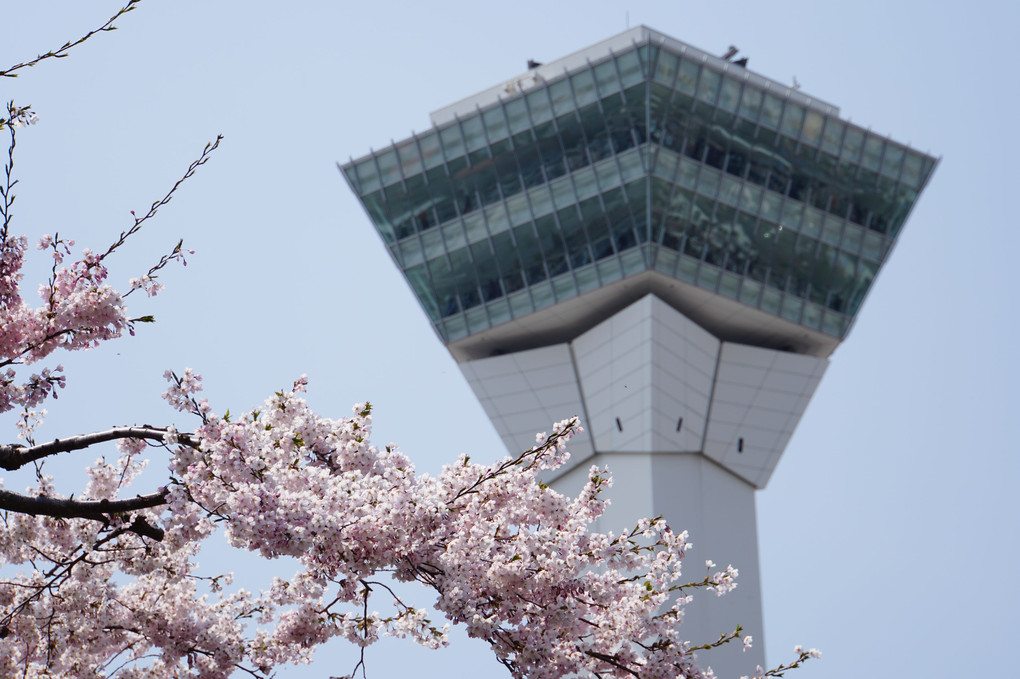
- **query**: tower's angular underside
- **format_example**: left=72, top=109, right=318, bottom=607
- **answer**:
left=342, top=26, right=936, bottom=676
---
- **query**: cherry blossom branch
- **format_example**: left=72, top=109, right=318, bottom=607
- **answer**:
left=0, top=426, right=198, bottom=470
left=0, top=489, right=166, bottom=540
left=0, top=1, right=143, bottom=79
left=583, top=650, right=641, bottom=678
left=0, top=488, right=166, bottom=518
left=449, top=417, right=578, bottom=503
left=0, top=105, right=15, bottom=239
left=758, top=646, right=822, bottom=678
left=683, top=625, right=743, bottom=653
left=0, top=519, right=152, bottom=632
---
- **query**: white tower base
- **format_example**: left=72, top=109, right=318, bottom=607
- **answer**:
left=459, top=294, right=828, bottom=677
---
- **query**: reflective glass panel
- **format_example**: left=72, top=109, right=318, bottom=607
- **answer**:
left=594, top=60, right=620, bottom=97
left=696, top=68, right=721, bottom=104
left=440, top=125, right=465, bottom=161
left=761, top=94, right=783, bottom=129
left=377, top=150, right=400, bottom=186
left=571, top=69, right=598, bottom=107
left=718, top=77, right=741, bottom=113
left=526, top=89, right=553, bottom=125
left=483, top=106, right=508, bottom=143
left=801, top=110, right=824, bottom=147
left=549, top=79, right=574, bottom=117
left=655, top=50, right=679, bottom=86
left=780, top=103, right=804, bottom=139
left=616, top=50, right=643, bottom=87
left=677, top=59, right=699, bottom=95
left=739, top=86, right=763, bottom=122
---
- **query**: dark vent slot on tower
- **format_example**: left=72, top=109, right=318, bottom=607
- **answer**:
left=676, top=417, right=683, bottom=432
left=738, top=437, right=744, bottom=453
left=615, top=417, right=623, bottom=432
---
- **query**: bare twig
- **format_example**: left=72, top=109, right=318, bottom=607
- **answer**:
left=0, top=1, right=143, bottom=79
left=101, top=135, right=223, bottom=262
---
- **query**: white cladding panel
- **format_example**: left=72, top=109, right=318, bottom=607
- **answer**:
left=704, top=343, right=828, bottom=487
left=573, top=297, right=655, bottom=452
left=573, top=296, right=720, bottom=453
left=647, top=296, right=720, bottom=452
left=459, top=345, right=595, bottom=463
left=461, top=295, right=827, bottom=488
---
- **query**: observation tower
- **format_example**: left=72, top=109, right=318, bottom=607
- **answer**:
left=341, top=26, right=937, bottom=676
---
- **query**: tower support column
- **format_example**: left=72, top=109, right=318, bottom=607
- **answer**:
left=553, top=452, right=764, bottom=677
left=458, top=294, right=828, bottom=676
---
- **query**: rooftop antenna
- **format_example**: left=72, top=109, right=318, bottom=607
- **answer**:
left=722, top=45, right=739, bottom=60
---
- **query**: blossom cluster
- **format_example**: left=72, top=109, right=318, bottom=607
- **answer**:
left=150, top=374, right=750, bottom=679
left=0, top=233, right=130, bottom=430
left=0, top=217, right=786, bottom=678
left=6, top=107, right=38, bottom=128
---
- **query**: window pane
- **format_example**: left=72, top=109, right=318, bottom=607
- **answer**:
left=780, top=103, right=805, bottom=139
left=821, top=119, right=844, bottom=156
left=526, top=88, right=553, bottom=125
left=483, top=106, right=508, bottom=143
left=594, top=59, right=620, bottom=96
left=801, top=110, right=824, bottom=147
left=505, top=98, right=531, bottom=135
left=761, top=94, right=783, bottom=129
left=440, top=125, right=465, bottom=161
left=718, top=77, right=741, bottom=113
left=377, top=150, right=400, bottom=186
left=901, top=151, right=924, bottom=189
left=677, top=59, right=699, bottom=95
left=397, top=140, right=423, bottom=178
left=549, top=79, right=574, bottom=117
left=655, top=50, right=679, bottom=86
left=355, top=159, right=380, bottom=194
left=841, top=126, right=864, bottom=162
left=862, top=134, right=884, bottom=172
left=616, top=50, right=643, bottom=87
left=696, top=68, right=721, bottom=104
left=571, top=69, right=598, bottom=107
left=881, top=143, right=905, bottom=179
left=419, top=132, right=443, bottom=170
left=739, top=86, right=763, bottom=121
left=461, top=116, right=487, bottom=152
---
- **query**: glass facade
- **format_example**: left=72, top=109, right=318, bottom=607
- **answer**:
left=343, top=33, right=937, bottom=344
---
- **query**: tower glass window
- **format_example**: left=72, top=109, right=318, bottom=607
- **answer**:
left=342, top=27, right=937, bottom=357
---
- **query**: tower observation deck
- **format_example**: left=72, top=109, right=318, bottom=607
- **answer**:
left=341, top=26, right=937, bottom=677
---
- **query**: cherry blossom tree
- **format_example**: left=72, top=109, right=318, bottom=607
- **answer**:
left=0, top=4, right=820, bottom=678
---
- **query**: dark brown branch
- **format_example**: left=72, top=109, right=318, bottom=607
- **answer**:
left=0, top=489, right=167, bottom=540
left=0, top=488, right=167, bottom=518
left=0, top=426, right=199, bottom=471
left=584, top=650, right=641, bottom=678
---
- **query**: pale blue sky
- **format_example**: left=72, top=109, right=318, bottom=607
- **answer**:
left=2, top=1, right=1017, bottom=677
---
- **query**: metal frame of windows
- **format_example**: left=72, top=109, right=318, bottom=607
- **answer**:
left=342, top=34, right=937, bottom=344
